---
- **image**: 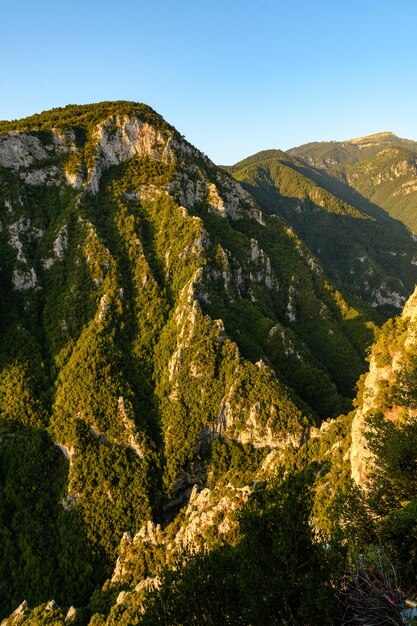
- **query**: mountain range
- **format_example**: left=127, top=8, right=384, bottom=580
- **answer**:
left=1, top=103, right=417, bottom=625
left=225, top=132, right=417, bottom=316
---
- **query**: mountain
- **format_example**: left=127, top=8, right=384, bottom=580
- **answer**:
left=226, top=143, right=417, bottom=316
left=287, top=131, right=417, bottom=166
left=0, top=102, right=382, bottom=621
left=287, top=131, right=417, bottom=233
left=351, top=284, right=417, bottom=486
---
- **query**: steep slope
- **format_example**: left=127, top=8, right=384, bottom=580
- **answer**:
left=226, top=149, right=417, bottom=315
left=332, top=286, right=417, bottom=595
left=350, top=285, right=417, bottom=486
left=0, top=102, right=375, bottom=617
left=288, top=132, right=417, bottom=233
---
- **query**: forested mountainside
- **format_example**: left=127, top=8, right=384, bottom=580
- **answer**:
left=1, top=103, right=416, bottom=625
left=226, top=145, right=417, bottom=317
left=287, top=131, right=417, bottom=233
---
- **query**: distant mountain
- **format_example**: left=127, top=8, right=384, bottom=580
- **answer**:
left=226, top=141, right=417, bottom=315
left=287, top=131, right=417, bottom=232
left=287, top=131, right=417, bottom=165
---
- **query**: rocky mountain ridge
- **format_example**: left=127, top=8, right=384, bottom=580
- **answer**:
left=1, top=104, right=416, bottom=624
left=226, top=143, right=417, bottom=314
left=286, top=131, right=417, bottom=232
left=350, top=284, right=417, bottom=486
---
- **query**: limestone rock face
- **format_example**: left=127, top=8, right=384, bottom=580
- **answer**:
left=87, top=116, right=173, bottom=193
left=1, top=600, right=29, bottom=625
left=402, top=286, right=417, bottom=322
left=350, top=285, right=417, bottom=486
left=349, top=356, right=390, bottom=486
left=0, top=133, right=49, bottom=170
left=0, top=130, right=70, bottom=178
left=65, top=606, right=77, bottom=623
left=110, top=481, right=252, bottom=594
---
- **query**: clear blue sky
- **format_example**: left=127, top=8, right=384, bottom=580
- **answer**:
left=2, top=0, right=417, bottom=163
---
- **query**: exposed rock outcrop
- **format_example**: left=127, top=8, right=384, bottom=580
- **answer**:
left=350, top=285, right=417, bottom=486
left=86, top=116, right=174, bottom=193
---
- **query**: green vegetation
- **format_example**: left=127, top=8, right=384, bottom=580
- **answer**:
left=101, top=470, right=342, bottom=626
left=0, top=427, right=97, bottom=616
left=228, top=150, right=417, bottom=316
left=0, top=101, right=174, bottom=137
left=287, top=132, right=417, bottom=233
left=2, top=103, right=416, bottom=624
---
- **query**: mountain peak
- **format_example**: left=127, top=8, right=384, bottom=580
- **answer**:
left=0, top=100, right=174, bottom=137
left=347, top=131, right=398, bottom=144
